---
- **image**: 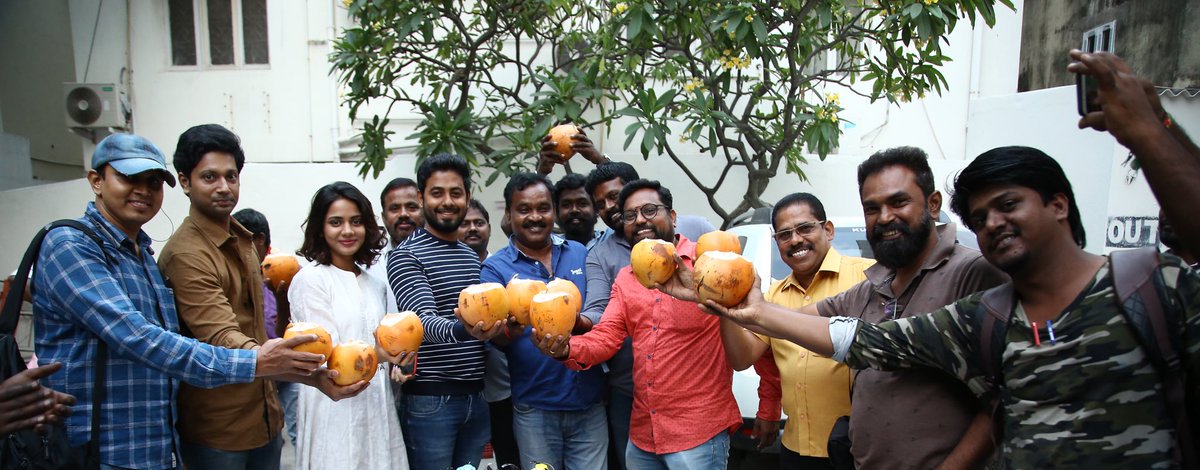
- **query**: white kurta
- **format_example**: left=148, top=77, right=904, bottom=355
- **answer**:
left=288, top=263, right=408, bottom=470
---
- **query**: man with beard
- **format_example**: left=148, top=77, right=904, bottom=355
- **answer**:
left=717, top=193, right=874, bottom=469
left=369, top=177, right=425, bottom=313
left=387, top=153, right=493, bottom=469
left=478, top=173, right=607, bottom=469
left=580, top=162, right=716, bottom=470
left=459, top=198, right=492, bottom=261
left=534, top=179, right=741, bottom=468
left=553, top=173, right=600, bottom=245
left=658, top=147, right=1005, bottom=469
left=690, top=146, right=1200, bottom=468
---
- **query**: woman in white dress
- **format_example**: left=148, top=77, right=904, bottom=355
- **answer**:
left=288, top=181, right=411, bottom=470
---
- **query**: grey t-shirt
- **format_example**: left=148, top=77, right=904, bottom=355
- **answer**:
left=816, top=223, right=1007, bottom=469
left=581, top=215, right=716, bottom=395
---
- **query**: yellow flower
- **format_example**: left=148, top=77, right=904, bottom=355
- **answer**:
left=679, top=134, right=689, bottom=142
left=613, top=2, right=629, bottom=14
left=342, top=0, right=353, bottom=8
left=826, top=92, right=841, bottom=105
left=745, top=14, right=753, bottom=22
left=923, top=0, right=938, bottom=4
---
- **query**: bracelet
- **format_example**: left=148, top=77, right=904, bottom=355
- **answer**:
left=502, top=325, right=514, bottom=340
left=1164, top=113, right=1174, bottom=129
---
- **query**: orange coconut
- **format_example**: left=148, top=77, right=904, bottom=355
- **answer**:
left=530, top=291, right=577, bottom=338
left=457, top=282, right=510, bottom=331
left=630, top=239, right=677, bottom=289
left=546, top=278, right=583, bottom=314
left=327, top=340, right=379, bottom=386
left=261, top=254, right=301, bottom=291
left=547, top=124, right=580, bottom=159
left=283, top=322, right=333, bottom=358
left=506, top=278, right=548, bottom=325
left=694, top=251, right=755, bottom=308
left=375, top=311, right=424, bottom=356
left=695, top=230, right=742, bottom=260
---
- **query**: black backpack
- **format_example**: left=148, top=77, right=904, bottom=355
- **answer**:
left=975, top=247, right=1196, bottom=468
left=0, top=220, right=114, bottom=469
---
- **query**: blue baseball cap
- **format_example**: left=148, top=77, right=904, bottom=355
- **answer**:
left=91, top=133, right=177, bottom=187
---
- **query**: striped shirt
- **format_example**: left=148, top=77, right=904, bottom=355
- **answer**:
left=387, top=228, right=485, bottom=394
left=33, top=202, right=257, bottom=469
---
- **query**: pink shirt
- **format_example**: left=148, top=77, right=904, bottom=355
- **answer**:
left=564, top=235, right=741, bottom=454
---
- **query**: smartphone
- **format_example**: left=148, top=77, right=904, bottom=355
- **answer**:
left=1076, top=73, right=1101, bottom=116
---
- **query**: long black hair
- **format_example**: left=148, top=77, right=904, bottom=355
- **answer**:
left=298, top=182, right=388, bottom=266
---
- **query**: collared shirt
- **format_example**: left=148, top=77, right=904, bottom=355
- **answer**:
left=262, top=282, right=279, bottom=339
left=815, top=223, right=1007, bottom=469
left=565, top=235, right=741, bottom=454
left=580, top=215, right=716, bottom=395
left=838, top=255, right=1198, bottom=468
left=387, top=229, right=485, bottom=394
left=480, top=235, right=605, bottom=411
left=158, top=210, right=282, bottom=450
left=34, top=202, right=257, bottom=469
left=757, top=249, right=873, bottom=457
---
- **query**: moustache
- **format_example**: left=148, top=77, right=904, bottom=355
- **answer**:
left=871, top=220, right=913, bottom=240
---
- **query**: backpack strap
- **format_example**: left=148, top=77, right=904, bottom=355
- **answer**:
left=975, top=284, right=1016, bottom=447
left=1110, top=247, right=1196, bottom=469
left=0, top=219, right=113, bottom=464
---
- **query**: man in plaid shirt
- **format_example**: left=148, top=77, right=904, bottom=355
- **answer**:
left=32, top=133, right=325, bottom=469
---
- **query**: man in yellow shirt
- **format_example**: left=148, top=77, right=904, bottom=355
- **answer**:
left=721, top=193, right=873, bottom=469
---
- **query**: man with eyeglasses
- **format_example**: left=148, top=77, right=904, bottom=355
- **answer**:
left=717, top=193, right=874, bottom=470
left=534, top=179, right=741, bottom=469
left=579, top=161, right=715, bottom=470
left=659, top=147, right=1006, bottom=469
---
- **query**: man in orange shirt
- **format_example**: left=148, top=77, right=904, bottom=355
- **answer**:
left=721, top=193, right=872, bottom=469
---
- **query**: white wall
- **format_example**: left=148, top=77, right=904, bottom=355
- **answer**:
left=123, top=0, right=343, bottom=166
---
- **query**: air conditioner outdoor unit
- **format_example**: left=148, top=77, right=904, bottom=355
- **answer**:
left=63, top=83, right=129, bottom=129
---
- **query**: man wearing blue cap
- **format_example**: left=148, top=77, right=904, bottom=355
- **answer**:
left=32, top=133, right=327, bottom=469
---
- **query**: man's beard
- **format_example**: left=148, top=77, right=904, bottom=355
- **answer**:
left=562, top=218, right=596, bottom=243
left=424, top=206, right=464, bottom=234
left=869, top=211, right=933, bottom=270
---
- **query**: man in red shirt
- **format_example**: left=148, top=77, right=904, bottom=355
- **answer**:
left=535, top=179, right=741, bottom=469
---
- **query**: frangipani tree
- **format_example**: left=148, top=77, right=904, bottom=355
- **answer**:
left=333, top=0, right=1012, bottom=227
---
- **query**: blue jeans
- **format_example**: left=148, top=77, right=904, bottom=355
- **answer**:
left=179, top=435, right=283, bottom=470
left=608, top=388, right=634, bottom=470
left=276, top=381, right=299, bottom=445
left=512, top=402, right=609, bottom=469
left=399, top=392, right=491, bottom=469
left=625, top=431, right=729, bottom=470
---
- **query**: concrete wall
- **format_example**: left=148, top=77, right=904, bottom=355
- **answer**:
left=1019, top=0, right=1200, bottom=90
left=0, top=0, right=85, bottom=181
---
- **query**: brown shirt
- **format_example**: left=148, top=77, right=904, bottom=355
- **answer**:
left=159, top=209, right=282, bottom=450
left=816, top=223, right=1007, bottom=469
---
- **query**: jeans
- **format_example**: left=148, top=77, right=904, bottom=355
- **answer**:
left=276, top=381, right=299, bottom=445
left=512, top=402, right=609, bottom=470
left=489, top=398, right=521, bottom=467
left=608, top=388, right=634, bottom=470
left=625, top=431, right=729, bottom=470
left=179, top=435, right=283, bottom=470
left=399, top=392, right=491, bottom=470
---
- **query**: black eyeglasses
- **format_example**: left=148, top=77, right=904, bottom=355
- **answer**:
left=772, top=220, right=826, bottom=242
left=621, top=204, right=669, bottom=223
left=882, top=298, right=904, bottom=320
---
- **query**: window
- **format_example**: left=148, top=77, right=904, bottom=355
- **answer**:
left=169, top=0, right=269, bottom=67
left=1082, top=21, right=1116, bottom=54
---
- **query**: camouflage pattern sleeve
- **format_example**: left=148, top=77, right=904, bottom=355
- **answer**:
left=842, top=294, right=992, bottom=397
left=1161, top=254, right=1200, bottom=402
